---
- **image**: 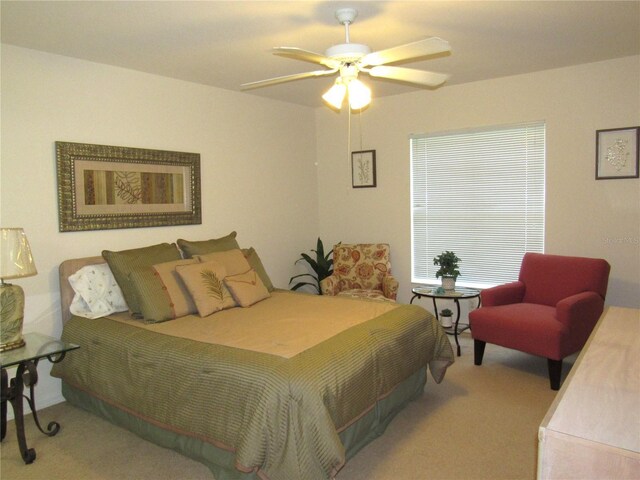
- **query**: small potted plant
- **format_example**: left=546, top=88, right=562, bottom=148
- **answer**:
left=439, top=308, right=454, bottom=328
left=433, top=250, right=461, bottom=291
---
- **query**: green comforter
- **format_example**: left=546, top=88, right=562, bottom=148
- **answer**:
left=52, top=296, right=453, bottom=480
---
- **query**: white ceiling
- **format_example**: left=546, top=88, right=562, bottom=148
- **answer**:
left=2, top=1, right=639, bottom=108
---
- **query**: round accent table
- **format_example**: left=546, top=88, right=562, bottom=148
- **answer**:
left=410, top=286, right=481, bottom=356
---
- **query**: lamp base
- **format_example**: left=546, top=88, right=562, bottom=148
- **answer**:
left=0, top=282, right=26, bottom=352
left=0, top=337, right=26, bottom=352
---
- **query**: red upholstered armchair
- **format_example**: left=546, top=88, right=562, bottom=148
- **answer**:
left=469, top=253, right=610, bottom=390
left=320, top=243, right=398, bottom=301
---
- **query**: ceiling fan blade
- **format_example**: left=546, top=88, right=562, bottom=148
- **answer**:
left=361, top=37, right=451, bottom=67
left=241, top=69, right=337, bottom=90
left=273, top=47, right=341, bottom=69
left=367, top=66, right=450, bottom=87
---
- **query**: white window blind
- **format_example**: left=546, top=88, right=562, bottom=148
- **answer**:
left=410, top=122, right=545, bottom=288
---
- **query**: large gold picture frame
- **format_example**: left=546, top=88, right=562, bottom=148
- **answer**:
left=56, top=142, right=201, bottom=232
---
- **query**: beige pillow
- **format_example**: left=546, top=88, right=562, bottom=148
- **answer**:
left=224, top=269, right=270, bottom=307
left=177, top=231, right=240, bottom=258
left=176, top=261, right=236, bottom=317
left=196, top=249, right=251, bottom=276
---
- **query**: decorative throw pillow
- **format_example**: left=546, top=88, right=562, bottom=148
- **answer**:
left=224, top=269, right=270, bottom=307
left=177, top=231, right=240, bottom=258
left=102, top=243, right=182, bottom=317
left=68, top=263, right=128, bottom=319
left=242, top=247, right=275, bottom=292
left=129, top=258, right=198, bottom=323
left=176, top=261, right=236, bottom=317
left=195, top=249, right=251, bottom=276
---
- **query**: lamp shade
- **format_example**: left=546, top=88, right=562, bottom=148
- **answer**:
left=347, top=79, right=371, bottom=110
left=322, top=79, right=347, bottom=109
left=0, top=228, right=37, bottom=280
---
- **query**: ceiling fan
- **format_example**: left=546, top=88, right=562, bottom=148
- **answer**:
left=241, top=7, right=451, bottom=110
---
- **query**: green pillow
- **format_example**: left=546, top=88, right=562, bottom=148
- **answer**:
left=242, top=247, right=275, bottom=292
left=102, top=243, right=182, bottom=317
left=177, top=231, right=240, bottom=258
left=129, top=258, right=198, bottom=324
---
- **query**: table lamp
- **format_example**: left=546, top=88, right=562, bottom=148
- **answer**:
left=0, top=228, right=37, bottom=352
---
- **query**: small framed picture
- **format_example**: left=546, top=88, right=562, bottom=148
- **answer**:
left=596, top=127, right=639, bottom=180
left=352, top=150, right=377, bottom=188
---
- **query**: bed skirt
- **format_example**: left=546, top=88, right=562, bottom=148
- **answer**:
left=62, top=366, right=427, bottom=479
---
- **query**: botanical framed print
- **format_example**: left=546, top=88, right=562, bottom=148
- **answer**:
left=56, top=141, right=201, bottom=231
left=595, top=127, right=639, bottom=180
left=352, top=150, right=377, bottom=188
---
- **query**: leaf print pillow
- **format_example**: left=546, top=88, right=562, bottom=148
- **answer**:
left=176, top=261, right=236, bottom=316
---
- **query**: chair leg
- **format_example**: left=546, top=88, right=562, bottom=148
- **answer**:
left=548, top=359, right=563, bottom=391
left=474, top=340, right=486, bottom=365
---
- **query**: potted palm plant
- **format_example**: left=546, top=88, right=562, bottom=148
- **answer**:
left=289, top=238, right=335, bottom=294
left=433, top=250, right=461, bottom=291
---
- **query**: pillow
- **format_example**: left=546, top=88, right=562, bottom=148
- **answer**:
left=177, top=231, right=240, bottom=258
left=242, top=247, right=275, bottom=292
left=196, top=249, right=251, bottom=276
left=176, top=261, right=236, bottom=317
left=102, top=243, right=182, bottom=317
left=129, top=258, right=198, bottom=323
left=224, top=269, right=270, bottom=307
left=68, top=263, right=128, bottom=319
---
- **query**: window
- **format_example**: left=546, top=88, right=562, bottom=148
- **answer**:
left=410, top=122, right=545, bottom=288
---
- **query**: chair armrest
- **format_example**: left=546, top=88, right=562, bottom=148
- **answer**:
left=481, top=281, right=525, bottom=306
left=382, top=274, right=399, bottom=300
left=556, top=291, right=604, bottom=332
left=320, top=275, right=340, bottom=296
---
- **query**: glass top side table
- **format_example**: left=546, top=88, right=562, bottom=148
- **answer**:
left=410, top=286, right=481, bottom=356
left=1, top=332, right=79, bottom=464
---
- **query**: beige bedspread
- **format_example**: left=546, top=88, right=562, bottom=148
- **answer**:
left=52, top=291, right=453, bottom=480
left=111, top=290, right=398, bottom=358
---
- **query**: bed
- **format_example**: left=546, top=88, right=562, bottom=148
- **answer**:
left=51, top=248, right=454, bottom=480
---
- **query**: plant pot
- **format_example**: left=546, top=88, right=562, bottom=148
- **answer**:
left=440, top=314, right=453, bottom=328
left=441, top=276, right=456, bottom=291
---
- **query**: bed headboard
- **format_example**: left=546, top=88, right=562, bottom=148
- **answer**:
left=59, top=256, right=106, bottom=324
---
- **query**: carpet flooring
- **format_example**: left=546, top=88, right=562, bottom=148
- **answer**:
left=1, top=333, right=569, bottom=479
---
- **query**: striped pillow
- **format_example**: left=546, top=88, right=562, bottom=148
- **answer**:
left=129, top=258, right=198, bottom=323
left=177, top=231, right=240, bottom=258
left=102, top=243, right=182, bottom=317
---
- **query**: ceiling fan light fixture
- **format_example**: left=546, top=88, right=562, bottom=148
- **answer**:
left=242, top=8, right=452, bottom=108
left=322, top=79, right=347, bottom=109
left=347, top=79, right=371, bottom=110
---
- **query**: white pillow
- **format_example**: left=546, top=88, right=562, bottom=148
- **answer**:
left=69, top=263, right=128, bottom=319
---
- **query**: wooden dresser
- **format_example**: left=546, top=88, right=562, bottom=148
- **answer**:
left=537, top=306, right=640, bottom=479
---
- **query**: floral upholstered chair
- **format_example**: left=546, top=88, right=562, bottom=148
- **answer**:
left=320, top=244, right=398, bottom=301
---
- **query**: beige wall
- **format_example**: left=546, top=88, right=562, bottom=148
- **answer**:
left=316, top=56, right=640, bottom=308
left=0, top=45, right=319, bottom=409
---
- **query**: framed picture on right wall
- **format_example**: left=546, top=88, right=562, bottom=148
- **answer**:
left=351, top=150, right=377, bottom=188
left=595, top=126, right=640, bottom=180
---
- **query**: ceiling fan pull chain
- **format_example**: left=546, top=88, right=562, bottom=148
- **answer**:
left=359, top=110, right=364, bottom=152
left=348, top=106, right=352, bottom=188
